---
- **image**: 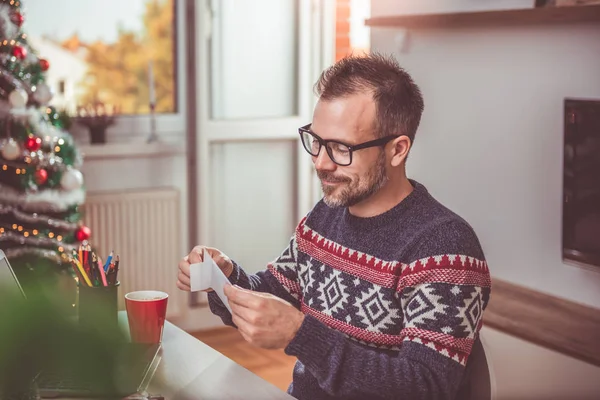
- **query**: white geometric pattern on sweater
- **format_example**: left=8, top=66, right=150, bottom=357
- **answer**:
left=354, top=285, right=401, bottom=333
left=270, top=236, right=298, bottom=274
left=298, top=258, right=320, bottom=307
left=402, top=285, right=448, bottom=327
left=456, top=286, right=483, bottom=338
left=315, top=268, right=351, bottom=315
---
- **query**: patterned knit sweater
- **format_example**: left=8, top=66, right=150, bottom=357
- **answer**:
left=208, top=180, right=491, bottom=400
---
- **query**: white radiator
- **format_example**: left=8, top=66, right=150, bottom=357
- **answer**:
left=83, top=187, right=183, bottom=318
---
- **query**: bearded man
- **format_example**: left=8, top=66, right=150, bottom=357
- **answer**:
left=177, top=53, right=492, bottom=400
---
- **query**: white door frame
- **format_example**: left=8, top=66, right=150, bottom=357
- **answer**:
left=184, top=0, right=332, bottom=313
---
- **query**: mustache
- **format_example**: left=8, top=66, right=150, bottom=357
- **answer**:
left=316, top=170, right=351, bottom=183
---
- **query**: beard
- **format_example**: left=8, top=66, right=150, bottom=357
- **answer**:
left=318, top=155, right=388, bottom=208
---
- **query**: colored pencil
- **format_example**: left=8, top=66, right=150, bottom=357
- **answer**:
left=72, top=257, right=92, bottom=287
left=104, top=250, right=113, bottom=273
left=97, top=255, right=108, bottom=287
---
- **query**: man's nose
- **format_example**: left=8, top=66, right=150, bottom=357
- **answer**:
left=313, top=147, right=336, bottom=171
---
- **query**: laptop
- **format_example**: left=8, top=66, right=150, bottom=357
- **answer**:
left=0, top=249, right=162, bottom=398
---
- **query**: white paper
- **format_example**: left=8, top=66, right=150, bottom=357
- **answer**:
left=189, top=249, right=232, bottom=313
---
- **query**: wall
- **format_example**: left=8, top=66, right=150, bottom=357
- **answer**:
left=369, top=13, right=600, bottom=309
left=482, top=326, right=600, bottom=400
left=369, top=3, right=600, bottom=398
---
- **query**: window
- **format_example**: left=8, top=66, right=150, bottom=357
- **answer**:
left=26, top=0, right=178, bottom=116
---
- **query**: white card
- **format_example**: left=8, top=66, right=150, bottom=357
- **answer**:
left=189, top=249, right=232, bottom=313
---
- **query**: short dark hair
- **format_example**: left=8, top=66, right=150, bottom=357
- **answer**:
left=314, top=53, right=424, bottom=143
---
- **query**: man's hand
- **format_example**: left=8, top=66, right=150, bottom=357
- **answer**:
left=224, top=285, right=304, bottom=350
left=176, top=245, right=234, bottom=292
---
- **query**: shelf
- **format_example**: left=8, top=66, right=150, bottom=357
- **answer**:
left=365, top=5, right=600, bottom=29
left=79, top=141, right=186, bottom=161
left=484, top=278, right=600, bottom=367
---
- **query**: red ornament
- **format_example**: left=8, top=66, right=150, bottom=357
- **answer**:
left=39, top=59, right=50, bottom=71
left=75, top=225, right=91, bottom=242
left=25, top=136, right=42, bottom=152
left=34, top=169, right=48, bottom=185
left=12, top=12, right=24, bottom=27
left=12, top=45, right=27, bottom=60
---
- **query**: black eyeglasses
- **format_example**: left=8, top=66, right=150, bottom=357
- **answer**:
left=298, top=124, right=398, bottom=166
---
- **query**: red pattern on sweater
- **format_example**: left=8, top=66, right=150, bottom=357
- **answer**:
left=297, top=220, right=399, bottom=288
left=301, top=303, right=404, bottom=347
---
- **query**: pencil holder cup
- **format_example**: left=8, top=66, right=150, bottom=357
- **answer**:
left=78, top=281, right=120, bottom=335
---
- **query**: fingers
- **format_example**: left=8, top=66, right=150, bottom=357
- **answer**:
left=188, top=246, right=227, bottom=265
left=176, top=279, right=190, bottom=291
left=214, top=257, right=231, bottom=274
left=180, top=245, right=233, bottom=292
left=179, top=245, right=223, bottom=293
left=178, top=257, right=191, bottom=275
left=225, top=285, right=263, bottom=310
left=191, top=245, right=205, bottom=255
left=188, top=247, right=203, bottom=264
left=177, top=270, right=190, bottom=287
left=207, top=248, right=234, bottom=277
left=230, top=300, right=260, bottom=325
left=231, top=310, right=259, bottom=343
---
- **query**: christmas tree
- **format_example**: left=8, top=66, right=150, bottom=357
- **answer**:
left=0, top=0, right=90, bottom=296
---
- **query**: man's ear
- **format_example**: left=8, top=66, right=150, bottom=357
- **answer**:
left=390, top=135, right=411, bottom=167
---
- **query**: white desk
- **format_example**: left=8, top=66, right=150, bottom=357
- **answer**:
left=118, top=312, right=294, bottom=400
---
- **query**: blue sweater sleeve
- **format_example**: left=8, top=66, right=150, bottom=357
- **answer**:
left=285, top=315, right=465, bottom=400
left=208, top=234, right=302, bottom=326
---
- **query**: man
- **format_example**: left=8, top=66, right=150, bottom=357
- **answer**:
left=177, top=53, right=491, bottom=400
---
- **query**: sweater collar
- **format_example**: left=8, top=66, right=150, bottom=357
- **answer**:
left=341, top=179, right=428, bottom=229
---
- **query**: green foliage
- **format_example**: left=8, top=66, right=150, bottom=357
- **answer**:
left=45, top=168, right=62, bottom=188
left=9, top=255, right=72, bottom=289
left=44, top=106, right=65, bottom=128
left=0, top=284, right=125, bottom=398
left=54, top=138, right=77, bottom=166
left=0, top=259, right=126, bottom=397
left=57, top=110, right=73, bottom=130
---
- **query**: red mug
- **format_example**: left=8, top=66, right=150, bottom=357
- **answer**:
left=125, top=290, right=168, bottom=343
